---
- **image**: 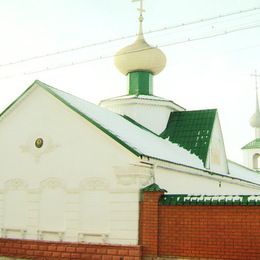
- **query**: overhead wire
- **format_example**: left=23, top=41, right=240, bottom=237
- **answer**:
left=19, top=22, right=260, bottom=76
left=0, top=6, right=260, bottom=68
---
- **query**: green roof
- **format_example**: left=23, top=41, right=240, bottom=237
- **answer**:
left=242, top=138, right=260, bottom=149
left=160, top=194, right=260, bottom=206
left=160, top=109, right=216, bottom=165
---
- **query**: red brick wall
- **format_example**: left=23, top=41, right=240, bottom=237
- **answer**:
left=0, top=239, right=142, bottom=260
left=140, top=191, right=260, bottom=260
left=139, top=191, right=164, bottom=256
left=159, top=206, right=260, bottom=260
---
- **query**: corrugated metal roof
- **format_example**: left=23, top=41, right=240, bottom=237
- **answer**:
left=160, top=194, right=260, bottom=206
left=160, top=109, right=216, bottom=165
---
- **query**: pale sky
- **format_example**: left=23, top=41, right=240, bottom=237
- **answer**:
left=0, top=0, right=260, bottom=164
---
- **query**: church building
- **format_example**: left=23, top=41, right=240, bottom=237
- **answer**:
left=0, top=1, right=260, bottom=260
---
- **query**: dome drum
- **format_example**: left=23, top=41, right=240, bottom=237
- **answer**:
left=128, top=71, right=153, bottom=95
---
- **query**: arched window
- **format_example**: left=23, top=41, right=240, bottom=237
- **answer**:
left=253, top=153, right=260, bottom=170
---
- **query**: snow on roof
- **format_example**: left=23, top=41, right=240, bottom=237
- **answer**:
left=227, top=160, right=260, bottom=185
left=100, top=94, right=185, bottom=109
left=37, top=81, right=204, bottom=170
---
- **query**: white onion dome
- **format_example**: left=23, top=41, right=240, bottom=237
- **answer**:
left=114, top=16, right=166, bottom=76
left=250, top=112, right=260, bottom=128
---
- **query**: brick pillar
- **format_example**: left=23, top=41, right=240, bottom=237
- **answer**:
left=139, top=184, right=165, bottom=257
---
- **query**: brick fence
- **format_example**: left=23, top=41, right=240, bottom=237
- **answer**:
left=0, top=239, right=141, bottom=260
left=139, top=190, right=260, bottom=260
left=2, top=189, right=260, bottom=260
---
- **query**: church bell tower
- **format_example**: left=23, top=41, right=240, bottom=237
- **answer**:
left=242, top=71, right=260, bottom=170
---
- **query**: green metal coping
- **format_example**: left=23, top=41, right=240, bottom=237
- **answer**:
left=128, top=71, right=153, bottom=95
left=242, top=138, right=260, bottom=149
left=160, top=109, right=217, bottom=166
left=160, top=194, right=260, bottom=206
left=141, top=183, right=167, bottom=192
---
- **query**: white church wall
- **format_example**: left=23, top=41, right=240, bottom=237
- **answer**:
left=78, top=178, right=109, bottom=243
left=101, top=100, right=177, bottom=134
left=109, top=164, right=152, bottom=244
left=38, top=178, right=65, bottom=241
left=243, top=148, right=260, bottom=169
left=207, top=114, right=229, bottom=175
left=2, top=179, right=28, bottom=239
left=109, top=190, right=140, bottom=244
left=0, top=86, right=144, bottom=245
left=154, top=164, right=260, bottom=195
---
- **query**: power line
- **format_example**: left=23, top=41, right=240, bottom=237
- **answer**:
left=18, top=22, right=260, bottom=76
left=0, top=6, right=260, bottom=68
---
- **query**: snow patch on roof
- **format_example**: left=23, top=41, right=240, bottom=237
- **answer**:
left=41, top=83, right=204, bottom=170
left=228, top=160, right=260, bottom=185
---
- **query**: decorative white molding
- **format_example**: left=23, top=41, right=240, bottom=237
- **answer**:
left=40, top=178, right=64, bottom=190
left=4, top=179, right=27, bottom=191
left=19, top=135, right=59, bottom=162
left=78, top=231, right=109, bottom=243
left=80, top=177, right=108, bottom=191
left=114, top=165, right=152, bottom=187
left=37, top=230, right=64, bottom=241
left=1, top=228, right=27, bottom=238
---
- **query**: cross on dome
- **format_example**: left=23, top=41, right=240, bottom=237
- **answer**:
left=114, top=0, right=166, bottom=78
left=132, top=0, right=145, bottom=18
left=251, top=70, right=260, bottom=91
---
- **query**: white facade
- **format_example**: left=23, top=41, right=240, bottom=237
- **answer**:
left=243, top=148, right=260, bottom=170
left=242, top=90, right=260, bottom=170
left=206, top=113, right=229, bottom=174
left=0, top=82, right=260, bottom=246
left=0, top=85, right=150, bottom=244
